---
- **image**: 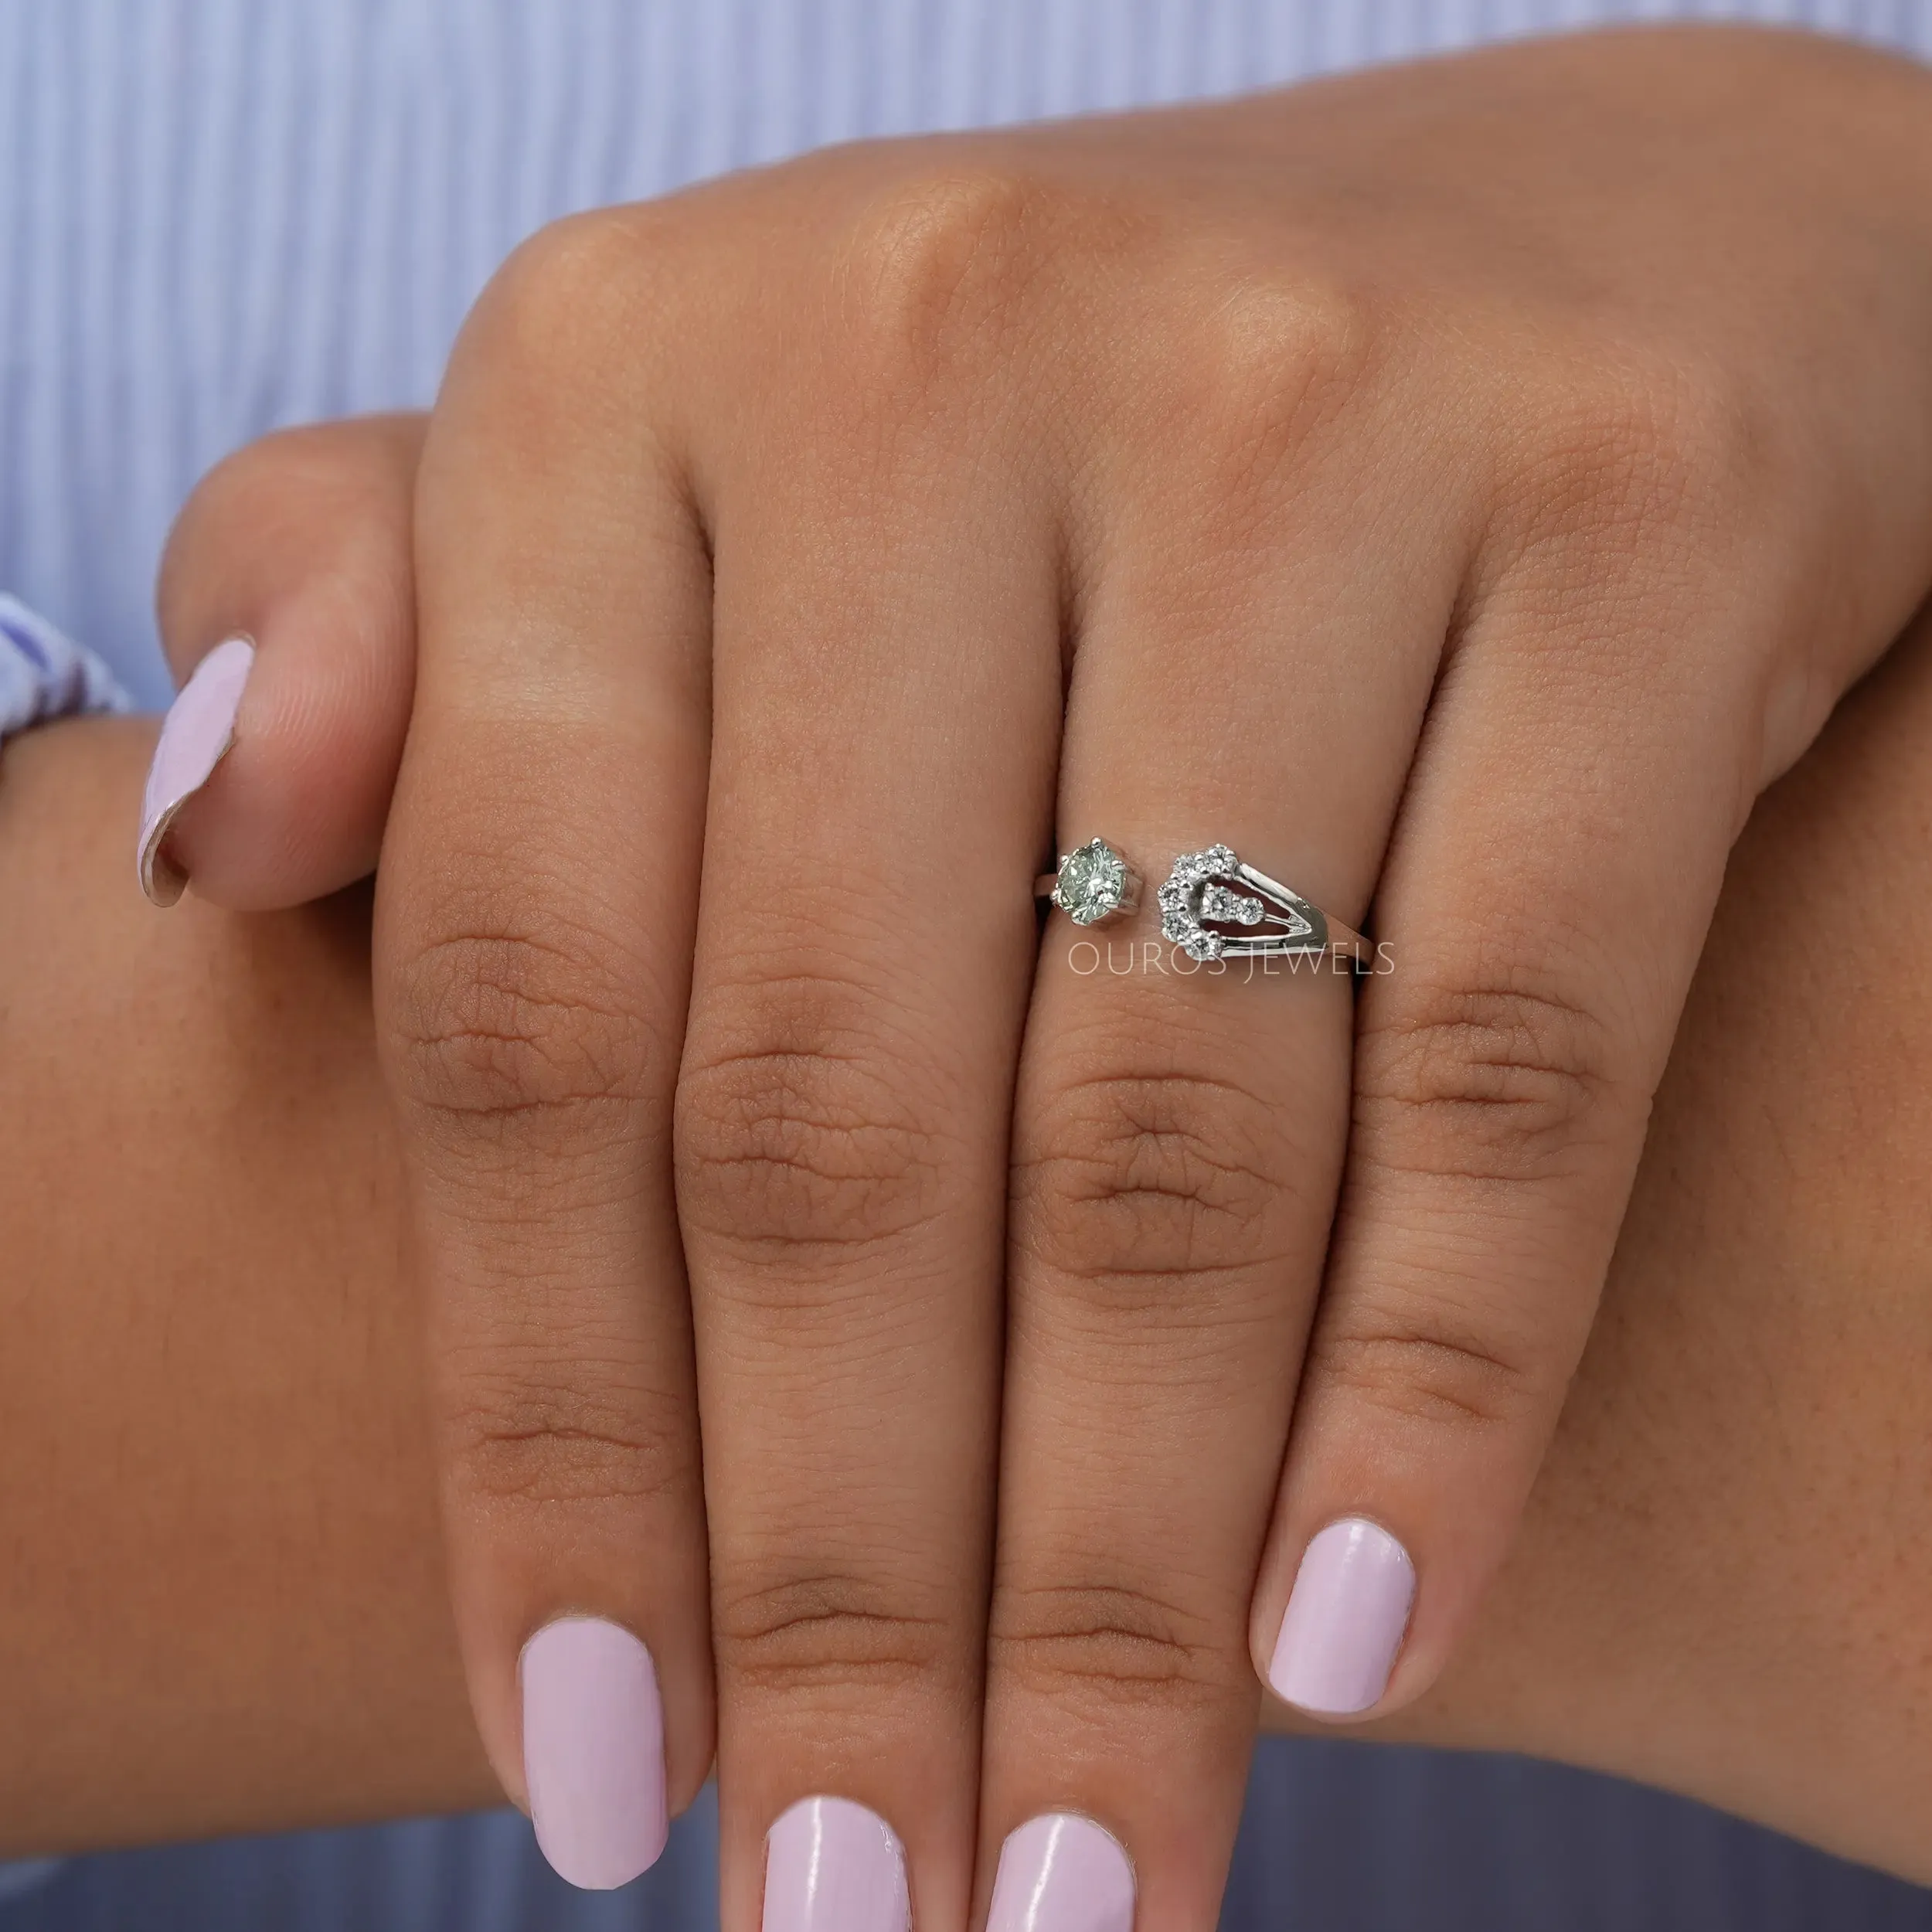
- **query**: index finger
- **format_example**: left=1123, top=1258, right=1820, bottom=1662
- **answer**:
left=375, top=213, right=714, bottom=1888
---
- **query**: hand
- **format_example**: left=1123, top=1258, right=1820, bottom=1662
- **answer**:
left=28, top=594, right=1932, bottom=1875
left=141, top=24, right=1932, bottom=1927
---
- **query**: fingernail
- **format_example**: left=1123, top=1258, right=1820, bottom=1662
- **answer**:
left=520, top=1615, right=668, bottom=1890
left=986, top=1812, right=1134, bottom=1932
left=1267, top=1515, right=1416, bottom=1716
left=138, top=634, right=253, bottom=906
left=762, top=1794, right=909, bottom=1932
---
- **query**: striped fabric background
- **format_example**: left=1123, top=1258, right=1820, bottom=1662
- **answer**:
left=3, top=2, right=1930, bottom=1927
left=3, top=0, right=1931, bottom=709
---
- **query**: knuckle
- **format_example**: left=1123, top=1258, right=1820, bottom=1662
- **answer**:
left=712, top=1568, right=954, bottom=1699
left=1013, top=1062, right=1293, bottom=1301
left=835, top=161, right=1051, bottom=386
left=443, top=1360, right=692, bottom=1512
left=1516, top=342, right=1780, bottom=551
left=1307, top=1290, right=1549, bottom=1435
left=675, top=970, right=960, bottom=1264
left=387, top=912, right=662, bottom=1138
left=1353, top=969, right=1621, bottom=1189
left=461, top=206, right=683, bottom=389
left=989, top=1579, right=1230, bottom=1713
left=1175, top=269, right=1382, bottom=492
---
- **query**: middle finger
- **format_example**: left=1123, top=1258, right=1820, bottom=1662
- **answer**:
left=672, top=187, right=1065, bottom=1932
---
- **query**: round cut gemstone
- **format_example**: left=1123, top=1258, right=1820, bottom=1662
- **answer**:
left=1056, top=838, right=1128, bottom=925
left=1202, top=883, right=1264, bottom=927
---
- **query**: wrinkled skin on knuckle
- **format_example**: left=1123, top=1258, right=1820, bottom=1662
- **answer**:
left=1497, top=337, right=1791, bottom=574
left=387, top=913, right=662, bottom=1139
left=1012, top=1063, right=1297, bottom=1302
left=1328, top=954, right=1628, bottom=1435
left=441, top=1360, right=695, bottom=1514
left=1304, top=1286, right=1552, bottom=1437
left=711, top=1566, right=957, bottom=1699
left=1351, top=964, right=1626, bottom=1192
left=675, top=971, right=963, bottom=1264
left=988, top=1578, right=1234, bottom=1716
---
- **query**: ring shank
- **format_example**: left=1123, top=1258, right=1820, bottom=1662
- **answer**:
left=1315, top=915, right=1374, bottom=968
left=1233, top=859, right=1373, bottom=966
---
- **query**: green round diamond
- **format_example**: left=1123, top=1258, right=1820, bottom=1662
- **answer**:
left=1056, top=838, right=1128, bottom=925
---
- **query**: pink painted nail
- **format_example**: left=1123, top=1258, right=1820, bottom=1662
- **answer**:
left=1267, top=1516, right=1416, bottom=1716
left=519, top=1616, right=668, bottom=1890
left=137, top=634, right=253, bottom=906
left=762, top=1794, right=909, bottom=1932
left=986, top=1813, right=1134, bottom=1932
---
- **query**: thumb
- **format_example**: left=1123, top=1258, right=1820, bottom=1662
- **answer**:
left=139, top=411, right=426, bottom=910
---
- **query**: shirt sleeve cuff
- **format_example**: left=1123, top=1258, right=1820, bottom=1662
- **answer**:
left=0, top=592, right=135, bottom=741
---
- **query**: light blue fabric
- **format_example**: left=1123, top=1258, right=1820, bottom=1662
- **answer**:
left=11, top=1747, right=1932, bottom=1931
left=4, top=2, right=1931, bottom=1927
left=0, top=594, right=129, bottom=737
left=3, top=0, right=1930, bottom=713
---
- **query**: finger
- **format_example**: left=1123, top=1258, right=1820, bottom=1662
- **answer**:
left=141, top=413, right=424, bottom=909
left=374, top=217, right=714, bottom=1889
left=978, top=411, right=1459, bottom=1930
left=1253, top=543, right=1761, bottom=1726
left=670, top=259, right=1062, bottom=1931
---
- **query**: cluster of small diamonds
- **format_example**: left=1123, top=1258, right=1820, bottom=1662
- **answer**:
left=1158, top=845, right=1244, bottom=961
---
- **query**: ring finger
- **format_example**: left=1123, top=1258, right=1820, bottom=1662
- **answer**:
left=978, top=441, right=1458, bottom=1929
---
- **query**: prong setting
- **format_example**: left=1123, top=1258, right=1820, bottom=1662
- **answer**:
left=1049, top=838, right=1141, bottom=927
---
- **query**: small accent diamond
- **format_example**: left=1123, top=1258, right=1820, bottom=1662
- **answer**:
left=1202, top=883, right=1264, bottom=926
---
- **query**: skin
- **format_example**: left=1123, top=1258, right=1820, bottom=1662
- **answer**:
left=7, top=593, right=1932, bottom=1883
left=147, top=23, right=1932, bottom=1924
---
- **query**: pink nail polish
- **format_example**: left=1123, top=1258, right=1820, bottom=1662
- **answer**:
left=986, top=1813, right=1134, bottom=1932
left=519, top=1616, right=668, bottom=1890
left=137, top=634, right=253, bottom=905
left=1267, top=1516, right=1415, bottom=1716
left=762, top=1794, right=909, bottom=1932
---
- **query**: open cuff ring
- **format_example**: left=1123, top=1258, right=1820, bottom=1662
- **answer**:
left=1039, top=837, right=1370, bottom=967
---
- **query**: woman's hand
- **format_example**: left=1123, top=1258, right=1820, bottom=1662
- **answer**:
left=141, top=24, right=1932, bottom=1927
left=27, top=594, right=1932, bottom=1876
